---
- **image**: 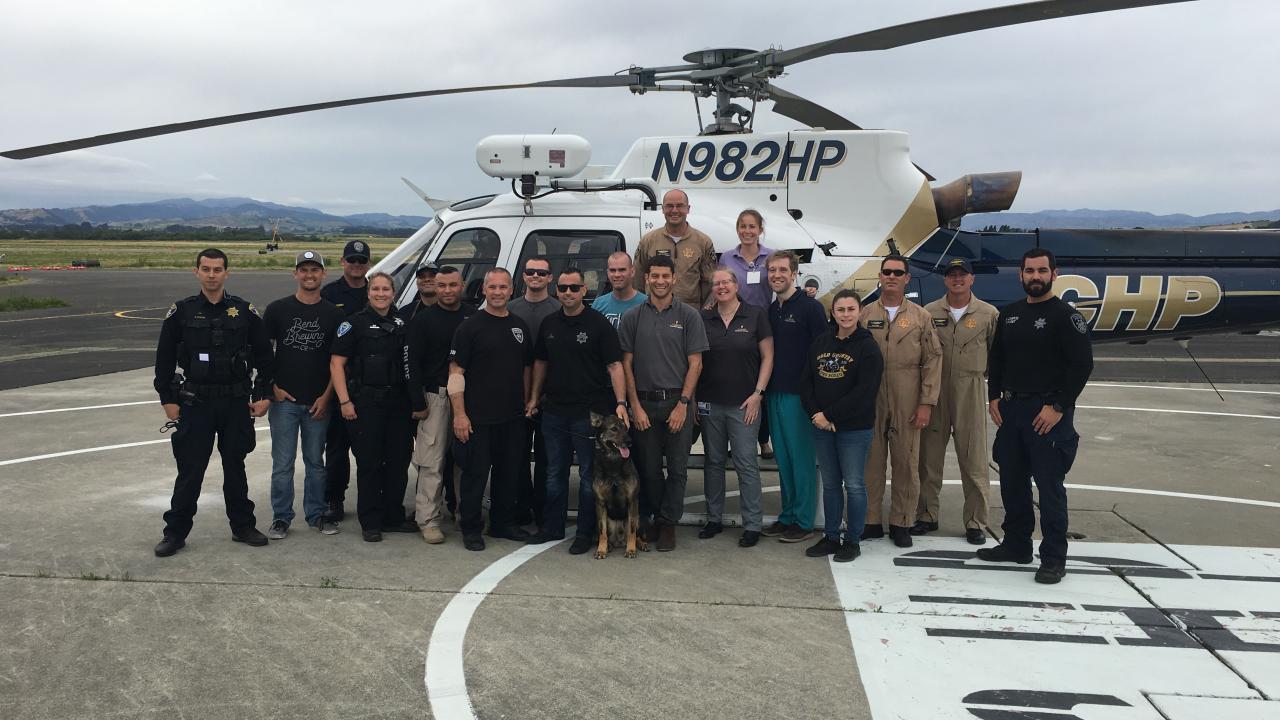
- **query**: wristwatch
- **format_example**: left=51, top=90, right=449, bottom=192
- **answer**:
left=679, top=396, right=691, bottom=405
left=755, top=389, right=765, bottom=397
left=616, top=400, right=628, bottom=408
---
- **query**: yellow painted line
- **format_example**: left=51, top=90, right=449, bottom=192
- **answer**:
left=113, top=307, right=167, bottom=320
left=0, top=307, right=165, bottom=324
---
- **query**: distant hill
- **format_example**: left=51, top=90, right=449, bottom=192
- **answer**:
left=0, top=197, right=430, bottom=233
left=961, top=208, right=1280, bottom=231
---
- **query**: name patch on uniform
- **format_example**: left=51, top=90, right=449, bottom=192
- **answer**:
left=932, top=318, right=948, bottom=327
left=337, top=321, right=352, bottom=337
left=1005, top=316, right=1019, bottom=325
left=866, top=320, right=886, bottom=329
left=656, top=249, right=672, bottom=257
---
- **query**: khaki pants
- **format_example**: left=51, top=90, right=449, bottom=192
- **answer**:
left=412, top=391, right=453, bottom=529
left=917, top=374, right=990, bottom=528
left=864, top=401, right=920, bottom=528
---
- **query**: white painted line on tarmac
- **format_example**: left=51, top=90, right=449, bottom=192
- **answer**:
left=1078, top=404, right=1280, bottom=421
left=1089, top=382, right=1280, bottom=396
left=1092, top=356, right=1279, bottom=363
left=425, top=540, right=566, bottom=720
left=0, top=400, right=153, bottom=418
left=0, top=425, right=271, bottom=466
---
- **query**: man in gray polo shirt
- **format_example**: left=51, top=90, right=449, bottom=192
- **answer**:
left=619, top=255, right=709, bottom=552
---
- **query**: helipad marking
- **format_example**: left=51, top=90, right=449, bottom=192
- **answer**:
left=1077, top=404, right=1280, bottom=421
left=0, top=307, right=165, bottom=323
left=1089, top=382, right=1280, bottom=396
left=424, top=540, right=566, bottom=720
left=0, top=400, right=152, bottom=418
left=0, top=425, right=271, bottom=466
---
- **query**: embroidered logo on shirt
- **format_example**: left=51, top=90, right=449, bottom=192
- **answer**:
left=336, top=321, right=352, bottom=337
left=669, top=321, right=684, bottom=329
left=1034, top=317, right=1047, bottom=330
left=965, top=317, right=977, bottom=329
left=681, top=247, right=697, bottom=259
left=226, top=307, right=240, bottom=318
left=816, top=352, right=853, bottom=379
left=511, top=327, right=525, bottom=343
left=576, top=331, right=588, bottom=344
left=1072, top=313, right=1089, bottom=334
left=733, top=325, right=751, bottom=333
left=897, top=317, right=911, bottom=329
left=393, top=317, right=404, bottom=326
left=1006, top=316, right=1019, bottom=325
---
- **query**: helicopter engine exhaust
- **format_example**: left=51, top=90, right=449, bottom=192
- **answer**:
left=931, top=171, right=1022, bottom=228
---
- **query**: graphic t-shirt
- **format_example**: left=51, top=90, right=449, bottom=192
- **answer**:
left=263, top=295, right=344, bottom=405
left=591, top=291, right=648, bottom=329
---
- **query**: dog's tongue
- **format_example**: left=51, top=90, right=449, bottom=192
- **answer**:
left=619, top=447, right=631, bottom=458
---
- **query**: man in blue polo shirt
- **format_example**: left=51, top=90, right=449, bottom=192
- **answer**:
left=764, top=250, right=829, bottom=544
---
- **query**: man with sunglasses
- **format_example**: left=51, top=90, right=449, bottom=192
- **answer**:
left=859, top=254, right=942, bottom=548
left=633, top=189, right=717, bottom=308
left=526, top=267, right=628, bottom=553
left=509, top=256, right=561, bottom=528
left=319, top=240, right=372, bottom=523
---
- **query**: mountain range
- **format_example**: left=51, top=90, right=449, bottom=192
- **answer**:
left=961, top=208, right=1280, bottom=231
left=0, top=197, right=430, bottom=232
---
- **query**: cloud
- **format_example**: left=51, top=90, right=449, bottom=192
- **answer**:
left=192, top=172, right=219, bottom=182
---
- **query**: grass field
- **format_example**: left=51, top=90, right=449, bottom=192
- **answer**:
left=0, top=295, right=68, bottom=312
left=0, top=237, right=406, bottom=269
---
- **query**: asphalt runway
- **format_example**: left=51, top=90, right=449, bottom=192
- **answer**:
left=3, top=268, right=1278, bottom=391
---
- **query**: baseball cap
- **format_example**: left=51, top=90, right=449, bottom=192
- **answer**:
left=944, top=257, right=973, bottom=274
left=342, top=240, right=370, bottom=262
left=295, top=250, right=324, bottom=269
left=415, top=262, right=440, bottom=277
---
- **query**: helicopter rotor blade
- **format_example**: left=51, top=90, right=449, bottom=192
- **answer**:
left=765, top=84, right=935, bottom=181
left=771, top=0, right=1194, bottom=66
left=1, top=74, right=639, bottom=160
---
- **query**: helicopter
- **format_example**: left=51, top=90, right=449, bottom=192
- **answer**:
left=3, top=0, right=1277, bottom=343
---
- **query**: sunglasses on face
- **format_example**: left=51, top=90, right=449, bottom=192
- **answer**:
left=523, top=268, right=551, bottom=277
left=880, top=268, right=907, bottom=277
left=557, top=283, right=584, bottom=293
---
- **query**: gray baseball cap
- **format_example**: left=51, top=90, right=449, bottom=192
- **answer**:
left=295, top=250, right=325, bottom=268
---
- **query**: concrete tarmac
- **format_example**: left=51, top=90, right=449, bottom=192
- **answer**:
left=1, top=369, right=1277, bottom=718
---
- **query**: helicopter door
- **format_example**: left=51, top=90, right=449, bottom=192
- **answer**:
left=431, top=219, right=520, bottom=307
left=510, top=218, right=632, bottom=301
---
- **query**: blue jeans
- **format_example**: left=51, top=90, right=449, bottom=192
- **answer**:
left=541, top=411, right=596, bottom=539
left=813, top=427, right=872, bottom=541
left=268, top=401, right=330, bottom=525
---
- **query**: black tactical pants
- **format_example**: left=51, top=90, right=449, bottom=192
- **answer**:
left=454, top=418, right=523, bottom=536
left=163, top=395, right=258, bottom=540
left=992, top=396, right=1080, bottom=568
left=324, top=408, right=353, bottom=505
left=515, top=415, right=547, bottom=526
left=347, top=393, right=415, bottom=532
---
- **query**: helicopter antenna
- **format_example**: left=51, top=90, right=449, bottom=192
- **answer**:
left=1176, top=338, right=1225, bottom=402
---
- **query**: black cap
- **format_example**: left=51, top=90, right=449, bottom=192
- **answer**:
left=342, top=240, right=370, bottom=262
left=415, top=262, right=440, bottom=277
left=944, top=257, right=973, bottom=274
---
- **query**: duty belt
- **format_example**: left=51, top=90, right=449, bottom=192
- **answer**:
left=636, top=388, right=683, bottom=401
left=184, top=380, right=251, bottom=398
left=1002, top=390, right=1057, bottom=401
left=356, top=385, right=404, bottom=402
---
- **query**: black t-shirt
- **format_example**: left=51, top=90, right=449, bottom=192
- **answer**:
left=534, top=307, right=623, bottom=417
left=407, top=303, right=475, bottom=411
left=988, top=296, right=1094, bottom=408
left=320, top=277, right=369, bottom=318
left=263, top=295, right=344, bottom=405
left=698, top=302, right=772, bottom=406
left=450, top=310, right=533, bottom=424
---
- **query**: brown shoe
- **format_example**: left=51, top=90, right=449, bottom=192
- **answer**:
left=761, top=521, right=790, bottom=537
left=420, top=525, right=445, bottom=544
left=643, top=522, right=660, bottom=543
left=657, top=524, right=676, bottom=552
left=779, top=526, right=816, bottom=543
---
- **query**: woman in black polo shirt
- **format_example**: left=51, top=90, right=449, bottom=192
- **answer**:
left=800, top=289, right=883, bottom=562
left=696, top=267, right=774, bottom=547
left=330, top=272, right=416, bottom=542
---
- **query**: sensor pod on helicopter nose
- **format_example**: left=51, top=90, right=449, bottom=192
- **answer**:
left=476, top=134, right=591, bottom=179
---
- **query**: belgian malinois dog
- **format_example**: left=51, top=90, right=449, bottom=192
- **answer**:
left=590, top=412, right=645, bottom=558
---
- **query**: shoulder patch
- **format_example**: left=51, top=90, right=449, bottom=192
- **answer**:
left=337, top=321, right=352, bottom=338
left=1071, top=313, right=1089, bottom=335
left=932, top=317, right=948, bottom=327
left=165, top=303, right=177, bottom=319
left=248, top=303, right=260, bottom=317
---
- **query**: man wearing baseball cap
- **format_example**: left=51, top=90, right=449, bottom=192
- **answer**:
left=398, top=263, right=439, bottom=323
left=263, top=251, right=346, bottom=538
left=319, top=239, right=374, bottom=521
left=913, top=257, right=999, bottom=544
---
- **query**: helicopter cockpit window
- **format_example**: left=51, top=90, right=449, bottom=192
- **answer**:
left=513, top=230, right=623, bottom=300
left=437, top=227, right=502, bottom=306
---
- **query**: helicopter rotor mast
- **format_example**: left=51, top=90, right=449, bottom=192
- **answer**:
left=1, top=0, right=1193, bottom=162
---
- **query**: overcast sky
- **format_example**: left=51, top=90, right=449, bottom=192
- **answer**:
left=1, top=0, right=1276, bottom=217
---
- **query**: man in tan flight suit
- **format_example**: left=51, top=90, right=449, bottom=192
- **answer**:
left=633, top=189, right=717, bottom=308
left=912, top=258, right=999, bottom=545
left=860, top=254, right=942, bottom=548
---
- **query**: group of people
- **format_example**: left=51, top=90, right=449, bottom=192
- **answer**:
left=151, top=189, right=1093, bottom=584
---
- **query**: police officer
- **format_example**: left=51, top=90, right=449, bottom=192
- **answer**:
left=319, top=239, right=372, bottom=520
left=913, top=258, right=1000, bottom=545
left=153, top=248, right=274, bottom=557
left=330, top=271, right=416, bottom=542
left=978, top=248, right=1093, bottom=584
left=860, top=254, right=942, bottom=548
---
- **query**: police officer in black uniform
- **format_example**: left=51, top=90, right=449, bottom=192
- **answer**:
left=330, top=271, right=417, bottom=542
left=319, top=239, right=372, bottom=520
left=153, top=248, right=274, bottom=557
left=978, top=248, right=1093, bottom=584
